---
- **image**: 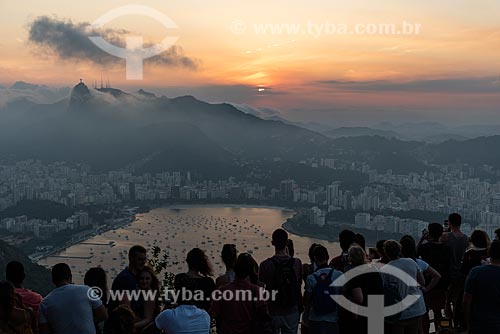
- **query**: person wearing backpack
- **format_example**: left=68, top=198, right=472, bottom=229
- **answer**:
left=303, top=245, right=342, bottom=334
left=259, top=229, right=302, bottom=334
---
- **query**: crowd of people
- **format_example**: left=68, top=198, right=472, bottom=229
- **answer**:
left=1, top=213, right=500, bottom=334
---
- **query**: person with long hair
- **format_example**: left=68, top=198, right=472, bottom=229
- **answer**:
left=400, top=235, right=442, bottom=333
left=134, top=266, right=161, bottom=332
left=84, top=267, right=108, bottom=306
left=178, top=248, right=216, bottom=312
left=84, top=267, right=108, bottom=334
left=5, top=261, right=42, bottom=334
left=0, top=280, right=33, bottom=334
left=216, top=244, right=238, bottom=288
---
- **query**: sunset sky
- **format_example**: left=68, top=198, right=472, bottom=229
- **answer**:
left=1, top=0, right=500, bottom=125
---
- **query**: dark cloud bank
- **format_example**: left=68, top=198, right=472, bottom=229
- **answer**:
left=28, top=16, right=198, bottom=69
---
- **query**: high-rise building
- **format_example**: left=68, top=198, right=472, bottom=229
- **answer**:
left=326, top=182, right=340, bottom=206
left=355, top=213, right=371, bottom=229
left=129, top=182, right=136, bottom=201
left=280, top=179, right=295, bottom=201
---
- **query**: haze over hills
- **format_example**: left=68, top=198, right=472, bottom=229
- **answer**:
left=2, top=81, right=500, bottom=177
left=0, top=81, right=335, bottom=176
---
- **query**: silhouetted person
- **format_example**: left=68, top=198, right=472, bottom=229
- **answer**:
left=134, top=266, right=160, bottom=332
left=259, top=228, right=302, bottom=334
left=211, top=253, right=272, bottom=334
left=6, top=261, right=42, bottom=333
left=216, top=244, right=238, bottom=288
left=382, top=240, right=426, bottom=334
left=494, top=228, right=500, bottom=241
left=84, top=267, right=108, bottom=334
left=177, top=248, right=215, bottom=312
left=461, top=230, right=490, bottom=276
left=304, top=245, right=342, bottom=334
left=375, top=239, right=389, bottom=265
left=39, top=263, right=107, bottom=334
left=301, top=243, right=321, bottom=334
left=154, top=274, right=210, bottom=334
left=400, top=235, right=441, bottom=291
left=0, top=280, right=33, bottom=334
left=463, top=240, right=500, bottom=334
left=440, top=213, right=468, bottom=329
left=329, top=230, right=356, bottom=272
left=417, top=222, right=452, bottom=333
left=355, top=233, right=366, bottom=251
left=343, top=245, right=384, bottom=334
left=108, top=245, right=147, bottom=314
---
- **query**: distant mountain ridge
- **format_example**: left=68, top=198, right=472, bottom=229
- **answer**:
left=0, top=81, right=334, bottom=176
left=3, top=81, right=500, bottom=176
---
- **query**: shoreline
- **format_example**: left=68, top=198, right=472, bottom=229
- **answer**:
left=282, top=221, right=337, bottom=243
left=158, top=203, right=295, bottom=211
left=34, top=215, right=136, bottom=262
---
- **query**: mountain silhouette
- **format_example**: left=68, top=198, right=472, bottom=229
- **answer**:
left=0, top=81, right=334, bottom=176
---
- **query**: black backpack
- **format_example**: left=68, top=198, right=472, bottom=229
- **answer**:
left=270, top=257, right=299, bottom=307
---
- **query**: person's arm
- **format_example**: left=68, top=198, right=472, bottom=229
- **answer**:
left=134, top=300, right=156, bottom=330
left=303, top=275, right=314, bottom=315
left=422, top=266, right=441, bottom=293
left=303, top=290, right=312, bottom=315
left=416, top=271, right=426, bottom=288
left=93, top=305, right=108, bottom=324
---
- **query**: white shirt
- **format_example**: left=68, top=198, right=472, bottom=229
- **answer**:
left=155, top=304, right=210, bottom=334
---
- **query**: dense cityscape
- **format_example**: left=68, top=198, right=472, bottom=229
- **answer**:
left=1, top=156, right=499, bottom=246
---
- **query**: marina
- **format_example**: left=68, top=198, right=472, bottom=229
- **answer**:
left=38, top=205, right=341, bottom=284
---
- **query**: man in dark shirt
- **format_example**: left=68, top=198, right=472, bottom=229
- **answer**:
left=329, top=230, right=356, bottom=273
left=463, top=240, right=500, bottom=334
left=440, top=213, right=468, bottom=329
left=259, top=229, right=302, bottom=334
left=417, top=222, right=452, bottom=333
left=107, top=245, right=147, bottom=313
